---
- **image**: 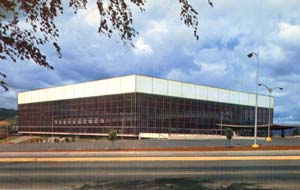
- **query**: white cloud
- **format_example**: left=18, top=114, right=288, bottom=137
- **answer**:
left=166, top=69, right=187, bottom=81
left=278, top=22, right=300, bottom=45
left=260, top=44, right=286, bottom=65
left=133, top=37, right=153, bottom=55
left=83, top=8, right=100, bottom=26
left=77, top=0, right=101, bottom=26
left=196, top=61, right=226, bottom=74
left=145, top=21, right=169, bottom=36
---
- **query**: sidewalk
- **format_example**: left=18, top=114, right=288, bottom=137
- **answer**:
left=0, top=138, right=299, bottom=152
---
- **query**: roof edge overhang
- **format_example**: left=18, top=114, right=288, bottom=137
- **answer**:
left=18, top=75, right=273, bottom=108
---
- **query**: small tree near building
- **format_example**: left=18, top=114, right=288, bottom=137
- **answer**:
left=108, top=129, right=117, bottom=149
left=225, top=128, right=234, bottom=147
left=293, top=128, right=299, bottom=137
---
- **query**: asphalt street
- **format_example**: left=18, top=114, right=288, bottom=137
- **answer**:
left=0, top=138, right=299, bottom=189
left=1, top=149, right=300, bottom=158
left=0, top=160, right=300, bottom=189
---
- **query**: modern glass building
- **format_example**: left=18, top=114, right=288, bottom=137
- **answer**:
left=17, top=75, right=273, bottom=137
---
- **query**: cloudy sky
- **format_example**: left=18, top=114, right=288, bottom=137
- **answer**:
left=1, top=0, right=300, bottom=123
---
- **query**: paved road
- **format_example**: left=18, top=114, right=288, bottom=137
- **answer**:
left=0, top=160, right=300, bottom=189
left=0, top=150, right=299, bottom=189
left=0, top=138, right=300, bottom=152
left=0, top=138, right=299, bottom=189
left=1, top=149, right=300, bottom=158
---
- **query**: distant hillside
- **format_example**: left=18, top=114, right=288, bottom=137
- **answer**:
left=0, top=108, right=17, bottom=121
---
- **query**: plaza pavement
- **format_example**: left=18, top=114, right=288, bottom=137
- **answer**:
left=0, top=137, right=299, bottom=152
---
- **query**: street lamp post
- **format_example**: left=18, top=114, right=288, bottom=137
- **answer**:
left=258, top=83, right=283, bottom=142
left=247, top=52, right=259, bottom=148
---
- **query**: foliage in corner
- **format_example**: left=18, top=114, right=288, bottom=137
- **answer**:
left=0, top=0, right=205, bottom=91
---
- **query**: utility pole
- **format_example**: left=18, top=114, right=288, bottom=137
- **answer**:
left=247, top=52, right=259, bottom=148
left=258, top=83, right=283, bottom=142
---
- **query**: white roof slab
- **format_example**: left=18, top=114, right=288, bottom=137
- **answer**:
left=18, top=75, right=274, bottom=108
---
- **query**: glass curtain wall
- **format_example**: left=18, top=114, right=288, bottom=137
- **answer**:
left=18, top=93, right=272, bottom=135
left=136, top=93, right=271, bottom=135
left=18, top=93, right=137, bottom=135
